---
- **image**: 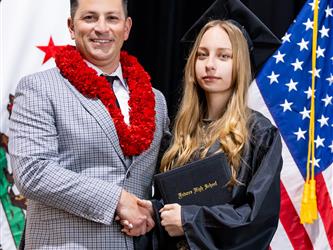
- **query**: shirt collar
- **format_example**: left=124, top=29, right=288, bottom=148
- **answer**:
left=85, top=60, right=128, bottom=89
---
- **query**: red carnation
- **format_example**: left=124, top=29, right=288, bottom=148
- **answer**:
left=55, top=46, right=156, bottom=156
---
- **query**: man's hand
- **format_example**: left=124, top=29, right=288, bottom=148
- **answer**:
left=160, top=203, right=184, bottom=237
left=116, top=190, right=147, bottom=236
left=116, top=190, right=155, bottom=236
left=117, top=198, right=155, bottom=236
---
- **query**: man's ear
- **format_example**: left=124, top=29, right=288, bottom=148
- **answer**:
left=123, top=17, right=132, bottom=41
left=67, top=17, right=75, bottom=40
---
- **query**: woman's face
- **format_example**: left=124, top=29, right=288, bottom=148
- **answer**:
left=195, top=26, right=233, bottom=96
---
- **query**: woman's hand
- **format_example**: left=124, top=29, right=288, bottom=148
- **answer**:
left=137, top=199, right=154, bottom=217
left=160, top=203, right=184, bottom=237
left=137, top=199, right=155, bottom=232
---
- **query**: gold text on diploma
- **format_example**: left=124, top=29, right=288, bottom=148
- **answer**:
left=177, top=181, right=218, bottom=200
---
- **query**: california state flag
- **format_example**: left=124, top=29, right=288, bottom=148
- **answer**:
left=0, top=1, right=72, bottom=249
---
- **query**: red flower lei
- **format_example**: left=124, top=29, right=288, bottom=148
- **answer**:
left=55, top=45, right=156, bottom=156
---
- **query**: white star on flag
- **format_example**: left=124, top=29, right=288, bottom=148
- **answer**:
left=308, top=68, right=321, bottom=78
left=273, top=51, right=286, bottom=63
left=304, top=86, right=316, bottom=99
left=317, top=115, right=329, bottom=127
left=319, top=25, right=330, bottom=38
left=329, top=140, right=333, bottom=152
left=326, top=73, right=333, bottom=85
left=294, top=127, right=307, bottom=140
left=282, top=32, right=292, bottom=43
left=291, top=58, right=304, bottom=71
left=280, top=99, right=293, bottom=112
left=314, top=135, right=325, bottom=148
left=317, top=46, right=326, bottom=58
left=303, top=18, right=314, bottom=30
left=325, top=5, right=333, bottom=17
left=309, top=0, right=321, bottom=10
left=310, top=157, right=321, bottom=168
left=286, top=79, right=298, bottom=91
left=298, top=38, right=309, bottom=51
left=267, top=71, right=280, bottom=84
left=300, top=107, right=311, bottom=119
left=322, top=94, right=332, bottom=106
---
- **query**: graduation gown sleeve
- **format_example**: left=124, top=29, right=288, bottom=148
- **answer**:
left=181, top=113, right=283, bottom=250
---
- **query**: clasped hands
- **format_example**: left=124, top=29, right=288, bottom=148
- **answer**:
left=115, top=190, right=184, bottom=237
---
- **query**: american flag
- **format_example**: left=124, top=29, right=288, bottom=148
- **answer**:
left=249, top=0, right=333, bottom=248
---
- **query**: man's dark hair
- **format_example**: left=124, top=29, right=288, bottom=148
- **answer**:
left=70, top=0, right=128, bottom=18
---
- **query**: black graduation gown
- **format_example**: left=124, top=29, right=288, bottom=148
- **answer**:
left=135, top=111, right=283, bottom=250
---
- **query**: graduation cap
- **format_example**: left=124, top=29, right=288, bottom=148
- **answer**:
left=181, top=0, right=281, bottom=74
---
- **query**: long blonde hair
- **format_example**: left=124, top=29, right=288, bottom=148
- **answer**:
left=161, top=20, right=252, bottom=185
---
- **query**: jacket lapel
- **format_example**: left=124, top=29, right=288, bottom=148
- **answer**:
left=64, top=78, right=126, bottom=165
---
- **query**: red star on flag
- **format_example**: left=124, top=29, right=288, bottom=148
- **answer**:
left=37, top=36, right=65, bottom=64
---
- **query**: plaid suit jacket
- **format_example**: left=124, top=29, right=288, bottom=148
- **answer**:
left=9, top=67, right=170, bottom=249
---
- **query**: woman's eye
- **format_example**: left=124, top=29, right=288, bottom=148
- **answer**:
left=197, top=52, right=207, bottom=59
left=219, top=54, right=231, bottom=60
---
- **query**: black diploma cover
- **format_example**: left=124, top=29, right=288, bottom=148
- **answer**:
left=154, top=153, right=232, bottom=206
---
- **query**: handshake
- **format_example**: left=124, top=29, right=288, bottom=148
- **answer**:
left=115, top=190, right=184, bottom=237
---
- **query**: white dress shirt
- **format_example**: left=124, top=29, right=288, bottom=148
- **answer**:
left=86, top=61, right=130, bottom=124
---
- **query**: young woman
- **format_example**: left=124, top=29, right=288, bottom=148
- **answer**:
left=124, top=19, right=283, bottom=250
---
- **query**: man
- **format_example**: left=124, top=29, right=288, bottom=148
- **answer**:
left=8, top=0, right=170, bottom=249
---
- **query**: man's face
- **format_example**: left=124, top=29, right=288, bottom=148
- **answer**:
left=68, top=0, right=132, bottom=71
